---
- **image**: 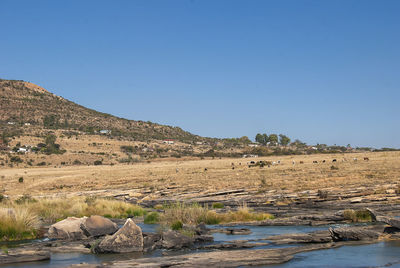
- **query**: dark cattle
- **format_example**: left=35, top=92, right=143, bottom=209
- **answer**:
left=300, top=161, right=304, bottom=164
left=322, top=160, right=326, bottom=163
left=231, top=163, right=235, bottom=166
left=364, top=157, right=369, bottom=161
left=232, top=167, right=235, bottom=170
left=313, top=161, right=318, bottom=164
left=204, top=168, right=208, bottom=171
left=332, top=159, right=337, bottom=162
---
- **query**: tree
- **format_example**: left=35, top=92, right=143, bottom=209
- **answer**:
left=255, top=133, right=264, bottom=144
left=291, top=139, right=307, bottom=148
left=279, top=134, right=291, bottom=146
left=45, top=134, right=57, bottom=146
left=268, top=134, right=278, bottom=146
left=239, top=136, right=251, bottom=144
left=262, top=134, right=269, bottom=145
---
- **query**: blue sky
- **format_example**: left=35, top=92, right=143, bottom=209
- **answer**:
left=1, top=0, right=399, bottom=148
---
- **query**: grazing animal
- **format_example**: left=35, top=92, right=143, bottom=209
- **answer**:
left=204, top=168, right=208, bottom=171
left=364, top=157, right=369, bottom=161
left=313, top=160, right=318, bottom=164
left=332, top=159, right=337, bottom=162
left=277, top=160, right=281, bottom=164
left=300, top=161, right=304, bottom=164
left=231, top=162, right=235, bottom=166
left=353, top=158, right=358, bottom=161
left=292, top=160, right=296, bottom=165
left=176, top=168, right=179, bottom=173
left=232, top=166, right=235, bottom=170
left=322, top=160, right=326, bottom=163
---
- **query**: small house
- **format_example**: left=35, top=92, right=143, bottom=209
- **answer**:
left=163, top=139, right=175, bottom=145
left=99, top=130, right=111, bottom=135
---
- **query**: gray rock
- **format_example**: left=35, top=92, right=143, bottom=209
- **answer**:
left=201, top=241, right=268, bottom=250
left=96, top=218, right=143, bottom=253
left=143, top=232, right=162, bottom=252
left=161, top=230, right=194, bottom=249
left=329, top=227, right=380, bottom=241
left=80, top=215, right=118, bottom=237
left=0, top=249, right=50, bottom=265
left=48, top=217, right=88, bottom=240
left=376, top=216, right=400, bottom=229
left=267, top=230, right=332, bottom=244
left=100, top=243, right=339, bottom=267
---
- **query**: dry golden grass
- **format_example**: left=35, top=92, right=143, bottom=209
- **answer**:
left=160, top=203, right=274, bottom=226
left=0, top=151, right=399, bottom=201
left=0, top=207, right=39, bottom=241
left=0, top=197, right=145, bottom=224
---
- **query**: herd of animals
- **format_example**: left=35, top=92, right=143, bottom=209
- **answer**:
left=244, top=157, right=370, bottom=168
left=177, top=157, right=372, bottom=172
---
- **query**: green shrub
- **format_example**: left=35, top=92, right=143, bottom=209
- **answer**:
left=18, top=177, right=24, bottom=183
left=94, top=160, right=102, bottom=165
left=343, top=209, right=372, bottom=222
left=144, top=212, right=160, bottom=224
left=171, top=220, right=183, bottom=230
left=212, top=202, right=224, bottom=209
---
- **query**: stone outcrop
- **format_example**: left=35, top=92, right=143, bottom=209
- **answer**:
left=329, top=227, right=380, bottom=241
left=267, top=230, right=332, bottom=244
left=86, top=243, right=339, bottom=267
left=80, top=215, right=118, bottom=237
left=376, top=216, right=400, bottom=230
left=96, top=219, right=143, bottom=253
left=161, top=230, right=194, bottom=249
left=48, top=217, right=88, bottom=240
left=0, top=249, right=50, bottom=265
left=48, top=216, right=119, bottom=240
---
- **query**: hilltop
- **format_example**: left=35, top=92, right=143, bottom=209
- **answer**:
left=0, top=79, right=207, bottom=143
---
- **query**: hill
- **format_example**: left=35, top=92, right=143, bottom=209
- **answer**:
left=0, top=79, right=207, bottom=143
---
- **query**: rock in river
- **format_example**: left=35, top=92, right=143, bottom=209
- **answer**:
left=161, top=230, right=194, bottom=249
left=96, top=218, right=143, bottom=253
left=80, top=215, right=118, bottom=237
left=329, top=226, right=380, bottom=241
left=48, top=217, right=88, bottom=240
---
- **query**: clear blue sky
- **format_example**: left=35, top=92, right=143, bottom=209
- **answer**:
left=1, top=0, right=399, bottom=148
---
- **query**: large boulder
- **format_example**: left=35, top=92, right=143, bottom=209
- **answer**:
left=376, top=216, right=400, bottom=230
left=161, top=230, right=194, bottom=249
left=329, top=227, right=380, bottom=241
left=48, top=217, right=87, bottom=240
left=80, top=215, right=118, bottom=237
left=96, top=218, right=143, bottom=253
left=143, top=232, right=162, bottom=252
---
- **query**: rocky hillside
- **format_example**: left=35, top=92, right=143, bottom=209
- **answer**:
left=0, top=79, right=207, bottom=143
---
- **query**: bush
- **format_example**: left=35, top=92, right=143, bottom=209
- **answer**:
left=212, top=202, right=224, bottom=209
left=0, top=208, right=39, bottom=241
left=343, top=209, right=372, bottom=222
left=171, top=220, right=183, bottom=230
left=37, top=161, right=46, bottom=166
left=144, top=212, right=160, bottom=224
left=94, top=160, right=102, bottom=165
left=18, top=177, right=24, bottom=183
left=73, top=159, right=82, bottom=165
left=10, top=156, right=23, bottom=163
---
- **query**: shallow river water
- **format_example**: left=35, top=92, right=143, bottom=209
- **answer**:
left=2, top=223, right=400, bottom=268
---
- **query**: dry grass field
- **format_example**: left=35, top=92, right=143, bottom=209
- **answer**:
left=1, top=151, right=399, bottom=203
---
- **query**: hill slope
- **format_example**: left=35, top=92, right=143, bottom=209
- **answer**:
left=0, top=79, right=207, bottom=142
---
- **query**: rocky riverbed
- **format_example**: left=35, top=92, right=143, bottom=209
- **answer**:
left=0, top=209, right=399, bottom=267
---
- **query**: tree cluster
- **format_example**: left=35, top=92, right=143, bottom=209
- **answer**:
left=255, top=133, right=291, bottom=146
